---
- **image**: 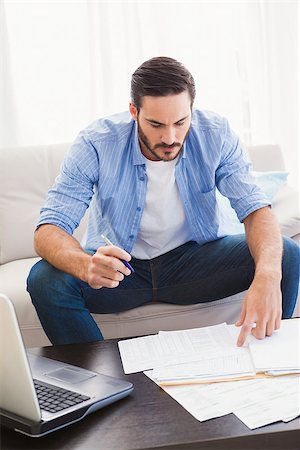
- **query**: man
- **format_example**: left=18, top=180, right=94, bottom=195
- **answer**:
left=27, top=56, right=299, bottom=347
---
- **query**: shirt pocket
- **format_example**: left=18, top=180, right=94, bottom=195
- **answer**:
left=193, top=186, right=219, bottom=240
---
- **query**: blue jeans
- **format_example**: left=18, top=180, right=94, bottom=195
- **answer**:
left=27, top=235, right=300, bottom=345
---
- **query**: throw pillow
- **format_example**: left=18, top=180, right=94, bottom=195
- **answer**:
left=217, top=171, right=289, bottom=235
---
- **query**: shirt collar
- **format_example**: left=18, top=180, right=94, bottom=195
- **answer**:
left=132, top=121, right=146, bottom=166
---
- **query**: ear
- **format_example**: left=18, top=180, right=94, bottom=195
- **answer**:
left=129, top=102, right=138, bottom=121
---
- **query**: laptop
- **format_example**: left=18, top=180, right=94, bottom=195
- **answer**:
left=0, top=293, right=133, bottom=437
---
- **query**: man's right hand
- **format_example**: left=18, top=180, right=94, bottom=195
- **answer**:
left=34, top=224, right=132, bottom=288
left=87, top=245, right=132, bottom=289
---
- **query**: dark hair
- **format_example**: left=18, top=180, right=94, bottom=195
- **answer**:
left=131, top=56, right=196, bottom=111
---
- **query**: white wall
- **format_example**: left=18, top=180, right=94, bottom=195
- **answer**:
left=1, top=0, right=299, bottom=186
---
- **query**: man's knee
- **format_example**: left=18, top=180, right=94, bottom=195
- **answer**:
left=27, top=260, right=49, bottom=295
left=282, top=236, right=300, bottom=268
left=27, top=259, right=65, bottom=307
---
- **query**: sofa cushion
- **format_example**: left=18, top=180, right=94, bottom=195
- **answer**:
left=0, top=145, right=67, bottom=264
left=0, top=144, right=87, bottom=264
left=246, top=145, right=286, bottom=172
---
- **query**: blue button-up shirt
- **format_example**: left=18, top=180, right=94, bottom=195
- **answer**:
left=38, top=109, right=270, bottom=254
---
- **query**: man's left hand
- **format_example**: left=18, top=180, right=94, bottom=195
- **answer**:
left=236, top=273, right=282, bottom=346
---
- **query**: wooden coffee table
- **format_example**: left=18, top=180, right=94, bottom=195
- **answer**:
left=1, top=338, right=299, bottom=450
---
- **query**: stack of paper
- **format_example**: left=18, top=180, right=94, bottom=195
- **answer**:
left=248, top=319, right=300, bottom=375
left=118, top=319, right=300, bottom=429
left=145, top=370, right=300, bottom=429
left=118, top=322, right=256, bottom=381
left=118, top=320, right=300, bottom=383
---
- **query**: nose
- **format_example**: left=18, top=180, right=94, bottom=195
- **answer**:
left=161, top=126, right=176, bottom=146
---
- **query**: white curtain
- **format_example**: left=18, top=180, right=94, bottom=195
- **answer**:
left=0, top=1, right=20, bottom=145
left=1, top=0, right=299, bottom=186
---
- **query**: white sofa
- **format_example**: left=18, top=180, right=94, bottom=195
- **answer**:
left=0, top=144, right=299, bottom=348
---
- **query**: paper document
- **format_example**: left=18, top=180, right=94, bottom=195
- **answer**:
left=153, top=347, right=255, bottom=382
left=248, top=318, right=300, bottom=374
left=233, top=377, right=300, bottom=429
left=158, top=322, right=234, bottom=352
left=145, top=371, right=300, bottom=428
left=118, top=323, right=233, bottom=374
left=118, top=334, right=162, bottom=374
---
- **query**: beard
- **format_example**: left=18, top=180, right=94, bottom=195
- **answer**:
left=137, top=120, right=190, bottom=162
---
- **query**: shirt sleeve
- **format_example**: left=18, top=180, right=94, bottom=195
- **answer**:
left=215, top=118, right=270, bottom=222
left=37, top=133, right=99, bottom=234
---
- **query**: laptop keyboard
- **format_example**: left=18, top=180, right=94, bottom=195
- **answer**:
left=33, top=379, right=90, bottom=413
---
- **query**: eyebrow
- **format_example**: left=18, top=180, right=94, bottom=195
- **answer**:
left=146, top=115, right=190, bottom=126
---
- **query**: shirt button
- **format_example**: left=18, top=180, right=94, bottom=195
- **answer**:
left=129, top=235, right=134, bottom=239
left=139, top=176, right=145, bottom=181
left=137, top=207, right=141, bottom=212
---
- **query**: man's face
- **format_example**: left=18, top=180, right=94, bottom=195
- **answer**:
left=130, top=91, right=192, bottom=162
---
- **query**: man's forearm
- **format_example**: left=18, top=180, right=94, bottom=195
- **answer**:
left=243, top=206, right=283, bottom=280
left=34, top=224, right=91, bottom=282
left=236, top=206, right=284, bottom=345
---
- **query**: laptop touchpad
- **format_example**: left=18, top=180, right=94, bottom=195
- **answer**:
left=45, top=367, right=97, bottom=384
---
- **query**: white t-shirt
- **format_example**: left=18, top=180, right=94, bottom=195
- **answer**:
left=131, top=156, right=192, bottom=259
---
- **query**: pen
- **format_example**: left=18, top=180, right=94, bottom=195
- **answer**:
left=100, top=234, right=135, bottom=273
